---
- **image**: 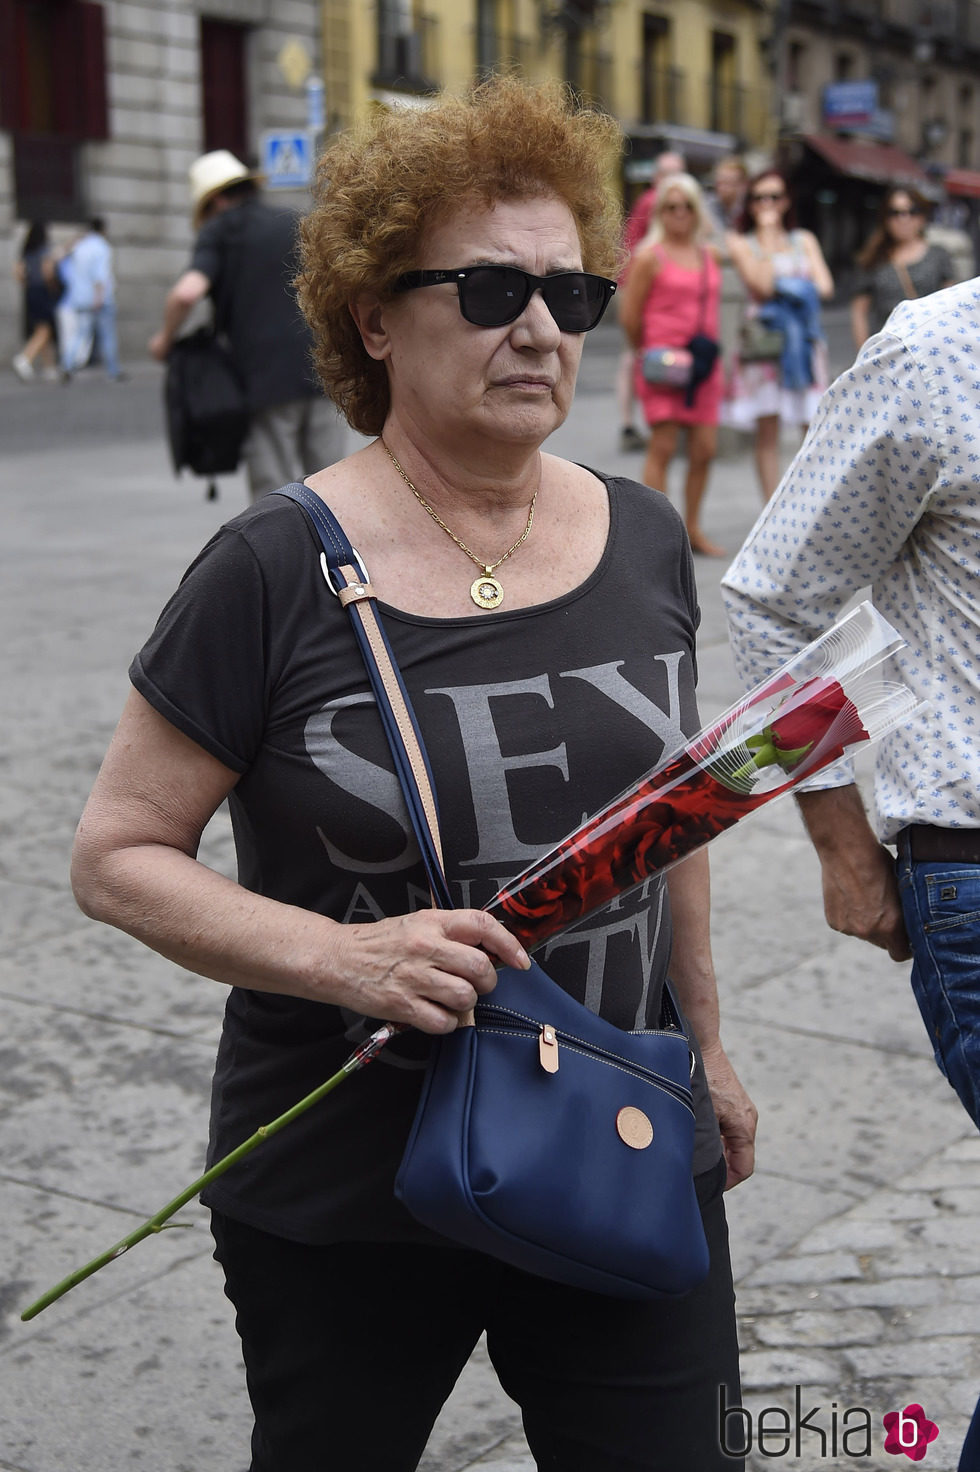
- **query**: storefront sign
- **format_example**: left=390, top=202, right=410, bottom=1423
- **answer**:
left=822, top=81, right=878, bottom=130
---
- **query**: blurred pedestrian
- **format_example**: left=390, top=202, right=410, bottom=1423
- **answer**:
left=850, top=187, right=954, bottom=351
left=54, top=240, right=86, bottom=379
left=704, top=157, right=747, bottom=236
left=723, top=272, right=980, bottom=1472
left=723, top=170, right=833, bottom=500
left=616, top=150, right=686, bottom=452
left=11, top=222, right=60, bottom=382
left=623, top=150, right=687, bottom=258
left=619, top=173, right=725, bottom=556
left=149, top=150, right=344, bottom=499
left=63, top=219, right=123, bottom=382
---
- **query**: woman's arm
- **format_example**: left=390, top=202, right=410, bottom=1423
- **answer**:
left=725, top=232, right=774, bottom=299
left=617, top=246, right=660, bottom=348
left=800, top=230, right=835, bottom=300
left=72, top=689, right=530, bottom=1034
left=148, top=269, right=211, bottom=360
left=665, top=850, right=757, bottom=1188
left=850, top=291, right=871, bottom=352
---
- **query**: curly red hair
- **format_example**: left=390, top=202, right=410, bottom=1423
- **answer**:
left=296, top=76, right=623, bottom=436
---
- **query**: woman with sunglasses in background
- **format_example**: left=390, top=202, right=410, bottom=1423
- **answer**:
left=724, top=169, right=834, bottom=501
left=619, top=172, right=726, bottom=557
left=850, top=187, right=954, bottom=352
left=68, top=78, right=754, bottom=1471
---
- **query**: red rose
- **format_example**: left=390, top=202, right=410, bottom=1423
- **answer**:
left=767, top=678, right=854, bottom=765
left=735, top=678, right=870, bottom=782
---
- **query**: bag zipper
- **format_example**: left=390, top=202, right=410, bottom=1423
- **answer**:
left=476, top=1004, right=695, bottom=1111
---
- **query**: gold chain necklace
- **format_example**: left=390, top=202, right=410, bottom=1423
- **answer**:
left=381, top=440, right=537, bottom=610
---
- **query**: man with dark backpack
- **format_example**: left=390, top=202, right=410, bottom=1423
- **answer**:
left=149, top=150, right=344, bottom=499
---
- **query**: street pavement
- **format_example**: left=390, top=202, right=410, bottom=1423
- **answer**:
left=1, top=316, right=978, bottom=1472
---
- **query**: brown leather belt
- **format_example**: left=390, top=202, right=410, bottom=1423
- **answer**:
left=899, top=824, right=980, bottom=864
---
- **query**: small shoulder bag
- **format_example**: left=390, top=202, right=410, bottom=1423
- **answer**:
left=272, top=482, right=710, bottom=1302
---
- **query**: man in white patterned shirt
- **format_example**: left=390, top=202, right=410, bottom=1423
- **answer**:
left=722, top=276, right=980, bottom=1471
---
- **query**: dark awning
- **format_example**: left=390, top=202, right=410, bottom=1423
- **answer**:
left=945, top=168, right=980, bottom=199
left=803, top=133, right=932, bottom=190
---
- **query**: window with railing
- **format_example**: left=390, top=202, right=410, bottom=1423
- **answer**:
left=710, top=82, right=745, bottom=137
left=787, top=40, right=806, bottom=91
left=840, top=0, right=880, bottom=21
left=475, top=0, right=531, bottom=77
left=641, top=14, right=682, bottom=123
left=916, top=0, right=957, bottom=34
left=882, top=0, right=956, bottom=31
left=0, top=0, right=108, bottom=219
left=578, top=43, right=612, bottom=107
left=375, top=0, right=438, bottom=91
left=709, top=31, right=738, bottom=134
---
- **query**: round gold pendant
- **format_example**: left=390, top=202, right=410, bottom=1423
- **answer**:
left=470, top=574, right=504, bottom=609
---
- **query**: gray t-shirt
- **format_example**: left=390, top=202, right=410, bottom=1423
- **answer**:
left=853, top=242, right=954, bottom=337
left=131, top=475, right=722, bottom=1244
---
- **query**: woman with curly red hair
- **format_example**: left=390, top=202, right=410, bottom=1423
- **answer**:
left=70, top=77, right=753, bottom=1471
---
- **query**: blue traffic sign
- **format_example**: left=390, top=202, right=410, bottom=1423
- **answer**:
left=261, top=131, right=314, bottom=190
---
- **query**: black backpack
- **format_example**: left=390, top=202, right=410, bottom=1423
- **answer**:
left=164, top=329, right=249, bottom=499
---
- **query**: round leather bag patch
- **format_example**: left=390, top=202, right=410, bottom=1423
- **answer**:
left=616, top=1105, right=654, bottom=1150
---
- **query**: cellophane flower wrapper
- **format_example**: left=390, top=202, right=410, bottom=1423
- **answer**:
left=484, top=602, right=923, bottom=954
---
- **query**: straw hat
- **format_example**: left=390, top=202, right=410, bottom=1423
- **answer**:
left=189, top=150, right=262, bottom=228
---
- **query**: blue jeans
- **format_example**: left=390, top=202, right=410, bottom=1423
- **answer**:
left=68, top=302, right=120, bottom=378
left=896, top=848, right=980, bottom=1130
left=896, top=844, right=980, bottom=1471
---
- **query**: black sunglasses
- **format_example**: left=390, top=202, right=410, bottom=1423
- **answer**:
left=887, top=206, right=923, bottom=217
left=393, top=265, right=617, bottom=332
left=750, top=190, right=786, bottom=204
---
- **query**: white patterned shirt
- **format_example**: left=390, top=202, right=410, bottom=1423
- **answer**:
left=722, top=276, right=980, bottom=842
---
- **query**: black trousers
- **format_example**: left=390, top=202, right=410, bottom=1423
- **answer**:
left=211, top=1160, right=742, bottom=1472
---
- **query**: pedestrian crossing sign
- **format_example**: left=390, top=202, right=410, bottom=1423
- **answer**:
left=260, top=131, right=314, bottom=190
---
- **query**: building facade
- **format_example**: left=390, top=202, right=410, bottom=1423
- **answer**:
left=0, top=0, right=325, bottom=360
left=325, top=0, right=774, bottom=183
left=774, top=0, right=980, bottom=272
left=0, top=0, right=781, bottom=365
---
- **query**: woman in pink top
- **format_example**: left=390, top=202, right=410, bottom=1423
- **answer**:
left=619, top=173, right=724, bottom=556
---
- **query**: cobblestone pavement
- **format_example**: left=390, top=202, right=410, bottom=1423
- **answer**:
left=1, top=321, right=977, bottom=1471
